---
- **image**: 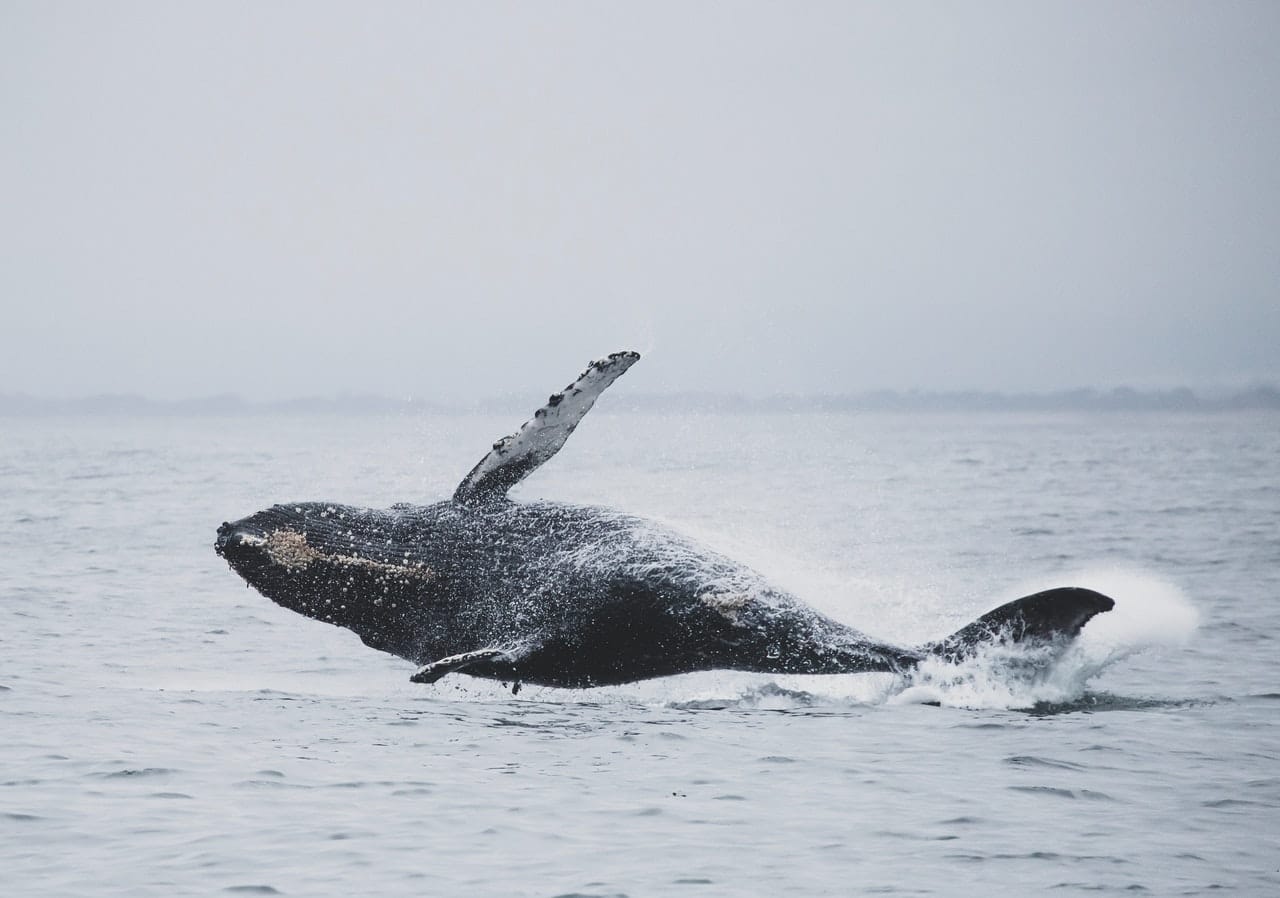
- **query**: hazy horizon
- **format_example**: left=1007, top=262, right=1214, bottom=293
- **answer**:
left=3, top=3, right=1278, bottom=400
left=4, top=380, right=1277, bottom=417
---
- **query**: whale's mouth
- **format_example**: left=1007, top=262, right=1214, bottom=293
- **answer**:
left=214, top=509, right=308, bottom=581
left=214, top=520, right=244, bottom=558
left=214, top=503, right=314, bottom=564
left=217, top=524, right=316, bottom=570
left=214, top=519, right=260, bottom=562
left=215, top=508, right=437, bottom=586
left=215, top=518, right=280, bottom=564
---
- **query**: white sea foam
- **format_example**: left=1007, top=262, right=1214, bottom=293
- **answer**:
left=890, top=567, right=1200, bottom=710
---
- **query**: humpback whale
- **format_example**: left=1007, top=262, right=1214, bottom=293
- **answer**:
left=215, top=351, right=1114, bottom=692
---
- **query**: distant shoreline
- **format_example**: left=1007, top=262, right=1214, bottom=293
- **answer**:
left=2, top=386, right=1278, bottom=416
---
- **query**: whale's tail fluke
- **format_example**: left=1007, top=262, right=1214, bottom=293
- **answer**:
left=921, top=586, right=1115, bottom=663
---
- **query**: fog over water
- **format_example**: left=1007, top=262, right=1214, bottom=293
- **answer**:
left=2, top=2, right=1278, bottom=399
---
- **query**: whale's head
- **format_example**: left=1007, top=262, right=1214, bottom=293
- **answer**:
left=215, top=503, right=438, bottom=657
left=215, top=504, right=325, bottom=590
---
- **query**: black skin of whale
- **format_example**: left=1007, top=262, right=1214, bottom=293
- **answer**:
left=214, top=352, right=1115, bottom=691
left=215, top=500, right=1112, bottom=690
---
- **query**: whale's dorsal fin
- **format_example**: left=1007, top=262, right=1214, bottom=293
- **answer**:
left=453, top=351, right=641, bottom=505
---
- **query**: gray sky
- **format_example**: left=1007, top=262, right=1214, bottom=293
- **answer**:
left=2, top=2, right=1277, bottom=400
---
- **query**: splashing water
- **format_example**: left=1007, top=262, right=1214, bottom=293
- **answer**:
left=612, top=568, right=1200, bottom=713
left=890, top=568, right=1199, bottom=710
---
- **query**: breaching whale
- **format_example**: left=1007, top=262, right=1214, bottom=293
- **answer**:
left=215, top=351, right=1114, bottom=692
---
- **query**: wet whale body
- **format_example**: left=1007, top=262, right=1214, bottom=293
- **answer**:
left=215, top=351, right=1114, bottom=691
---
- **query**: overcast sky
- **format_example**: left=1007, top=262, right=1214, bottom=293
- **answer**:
left=2, top=2, right=1277, bottom=400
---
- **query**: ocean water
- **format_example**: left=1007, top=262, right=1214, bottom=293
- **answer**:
left=1, top=410, right=1277, bottom=896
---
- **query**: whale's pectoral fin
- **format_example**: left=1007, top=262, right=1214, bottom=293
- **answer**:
left=411, top=648, right=510, bottom=684
left=924, top=586, right=1115, bottom=663
left=453, top=351, right=641, bottom=505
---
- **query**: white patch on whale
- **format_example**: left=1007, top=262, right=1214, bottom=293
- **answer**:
left=699, top=590, right=753, bottom=625
left=251, top=528, right=437, bottom=581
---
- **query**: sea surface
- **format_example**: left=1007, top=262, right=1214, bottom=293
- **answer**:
left=2, top=410, right=1277, bottom=896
